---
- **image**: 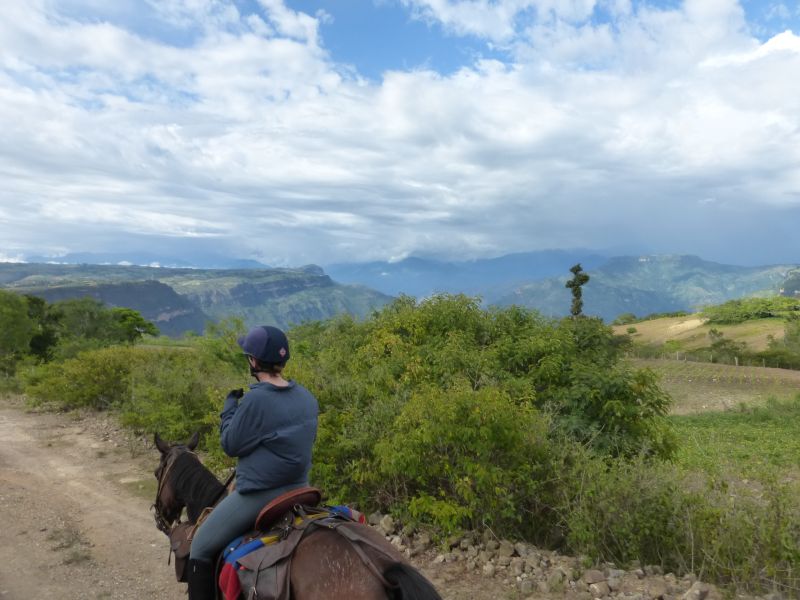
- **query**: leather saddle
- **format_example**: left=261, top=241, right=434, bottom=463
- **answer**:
left=254, top=486, right=322, bottom=531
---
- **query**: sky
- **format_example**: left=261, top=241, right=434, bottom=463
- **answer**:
left=0, top=0, right=799, bottom=267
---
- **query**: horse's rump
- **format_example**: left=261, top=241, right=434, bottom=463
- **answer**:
left=233, top=516, right=406, bottom=600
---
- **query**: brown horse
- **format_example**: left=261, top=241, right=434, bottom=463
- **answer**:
left=153, top=434, right=442, bottom=600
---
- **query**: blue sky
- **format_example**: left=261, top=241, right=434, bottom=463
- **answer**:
left=1, top=0, right=799, bottom=266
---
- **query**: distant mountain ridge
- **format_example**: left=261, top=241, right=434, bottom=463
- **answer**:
left=495, top=255, right=796, bottom=321
left=0, top=262, right=391, bottom=335
left=325, top=249, right=609, bottom=298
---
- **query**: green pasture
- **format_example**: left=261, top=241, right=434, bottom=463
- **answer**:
left=670, top=398, right=800, bottom=478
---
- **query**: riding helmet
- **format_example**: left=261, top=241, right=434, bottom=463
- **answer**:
left=237, top=325, right=290, bottom=364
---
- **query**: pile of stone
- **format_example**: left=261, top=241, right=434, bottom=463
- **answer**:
left=367, top=512, right=780, bottom=600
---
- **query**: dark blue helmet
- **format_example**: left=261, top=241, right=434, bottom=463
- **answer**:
left=237, top=325, right=290, bottom=364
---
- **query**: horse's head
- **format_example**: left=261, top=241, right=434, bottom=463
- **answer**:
left=152, top=431, right=199, bottom=534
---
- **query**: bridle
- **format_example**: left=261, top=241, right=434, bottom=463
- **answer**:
left=152, top=447, right=195, bottom=535
left=152, top=444, right=235, bottom=536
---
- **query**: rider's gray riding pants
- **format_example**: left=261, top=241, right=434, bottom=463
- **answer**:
left=189, top=482, right=306, bottom=562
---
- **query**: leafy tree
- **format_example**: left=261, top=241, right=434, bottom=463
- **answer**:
left=0, top=290, right=35, bottom=374
left=109, top=307, right=159, bottom=342
left=25, top=295, right=60, bottom=361
left=565, top=263, right=590, bottom=317
left=613, top=313, right=638, bottom=326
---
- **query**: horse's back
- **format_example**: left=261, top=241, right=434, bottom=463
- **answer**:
left=290, top=526, right=392, bottom=599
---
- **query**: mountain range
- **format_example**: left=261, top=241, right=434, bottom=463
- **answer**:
left=0, top=262, right=390, bottom=336
left=1, top=252, right=797, bottom=334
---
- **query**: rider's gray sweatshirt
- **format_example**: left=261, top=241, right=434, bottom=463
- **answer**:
left=219, top=381, right=319, bottom=494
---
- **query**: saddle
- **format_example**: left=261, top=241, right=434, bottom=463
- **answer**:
left=167, top=487, right=322, bottom=584
left=254, top=486, right=322, bottom=531
left=219, top=489, right=397, bottom=600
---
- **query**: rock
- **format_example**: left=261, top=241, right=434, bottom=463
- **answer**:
left=681, top=582, right=722, bottom=600
left=433, top=554, right=446, bottom=564
left=519, top=580, right=534, bottom=594
left=511, top=557, right=525, bottom=576
left=575, top=592, right=593, bottom=600
left=368, top=512, right=382, bottom=526
left=589, top=582, right=611, bottom=598
left=548, top=569, right=566, bottom=592
left=634, top=569, right=646, bottom=579
left=465, top=545, right=478, bottom=558
left=645, top=565, right=664, bottom=576
left=646, top=579, right=669, bottom=600
left=583, top=570, right=607, bottom=585
left=573, top=579, right=590, bottom=593
left=379, top=515, right=396, bottom=535
left=497, top=555, right=511, bottom=567
left=608, top=569, right=626, bottom=579
left=538, top=581, right=551, bottom=594
left=486, top=539, right=500, bottom=551
left=515, top=542, right=529, bottom=557
left=482, top=563, right=496, bottom=577
left=607, top=575, right=622, bottom=592
left=466, top=558, right=478, bottom=571
left=498, top=541, right=515, bottom=558
left=415, top=531, right=432, bottom=548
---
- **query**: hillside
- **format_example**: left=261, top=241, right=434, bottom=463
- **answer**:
left=0, top=263, right=392, bottom=335
left=325, top=249, right=609, bottom=298
left=613, top=315, right=785, bottom=352
left=495, top=255, right=795, bottom=321
left=27, top=280, right=208, bottom=337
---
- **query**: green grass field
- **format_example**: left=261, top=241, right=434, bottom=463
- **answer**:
left=628, top=357, right=800, bottom=481
left=670, top=398, right=800, bottom=478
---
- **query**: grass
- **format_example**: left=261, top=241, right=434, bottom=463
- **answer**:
left=670, top=397, right=800, bottom=478
left=629, top=358, right=800, bottom=414
left=47, top=526, right=93, bottom=565
left=118, top=476, right=158, bottom=500
left=615, top=315, right=784, bottom=352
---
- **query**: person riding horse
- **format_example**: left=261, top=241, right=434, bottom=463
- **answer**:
left=187, top=325, right=319, bottom=600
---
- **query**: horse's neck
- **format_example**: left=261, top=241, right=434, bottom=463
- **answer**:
left=172, top=453, right=226, bottom=524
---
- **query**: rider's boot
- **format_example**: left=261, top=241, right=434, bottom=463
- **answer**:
left=187, top=558, right=216, bottom=600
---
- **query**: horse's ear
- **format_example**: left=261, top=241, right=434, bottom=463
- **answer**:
left=154, top=433, right=170, bottom=454
left=187, top=431, right=200, bottom=451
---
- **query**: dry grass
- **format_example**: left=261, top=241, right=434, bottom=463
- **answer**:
left=615, top=316, right=785, bottom=352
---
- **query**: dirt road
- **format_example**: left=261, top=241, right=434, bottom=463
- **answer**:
left=0, top=398, right=185, bottom=600
left=0, top=398, right=492, bottom=600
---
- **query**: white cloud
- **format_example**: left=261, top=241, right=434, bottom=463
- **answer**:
left=0, top=0, right=798, bottom=265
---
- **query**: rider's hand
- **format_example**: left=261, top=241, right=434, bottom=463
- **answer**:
left=224, top=388, right=244, bottom=410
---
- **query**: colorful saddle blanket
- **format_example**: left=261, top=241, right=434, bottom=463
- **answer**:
left=218, top=505, right=366, bottom=600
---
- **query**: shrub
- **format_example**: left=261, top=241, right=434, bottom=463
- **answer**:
left=702, top=297, right=800, bottom=325
left=24, top=346, right=138, bottom=409
left=374, top=385, right=551, bottom=535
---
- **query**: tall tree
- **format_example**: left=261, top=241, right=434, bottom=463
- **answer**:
left=565, top=263, right=590, bottom=317
left=0, top=290, right=35, bottom=373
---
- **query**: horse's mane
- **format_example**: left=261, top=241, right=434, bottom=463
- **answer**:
left=169, top=450, right=226, bottom=523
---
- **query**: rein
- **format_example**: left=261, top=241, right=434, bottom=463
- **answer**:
left=152, top=449, right=193, bottom=535
left=152, top=448, right=235, bottom=536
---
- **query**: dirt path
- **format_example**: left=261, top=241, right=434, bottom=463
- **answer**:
left=0, top=397, right=512, bottom=600
left=0, top=397, right=185, bottom=600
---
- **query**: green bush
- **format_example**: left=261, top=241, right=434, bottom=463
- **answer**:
left=702, top=297, right=800, bottom=325
left=374, top=385, right=551, bottom=534
left=24, top=346, right=138, bottom=409
left=0, top=289, right=35, bottom=375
